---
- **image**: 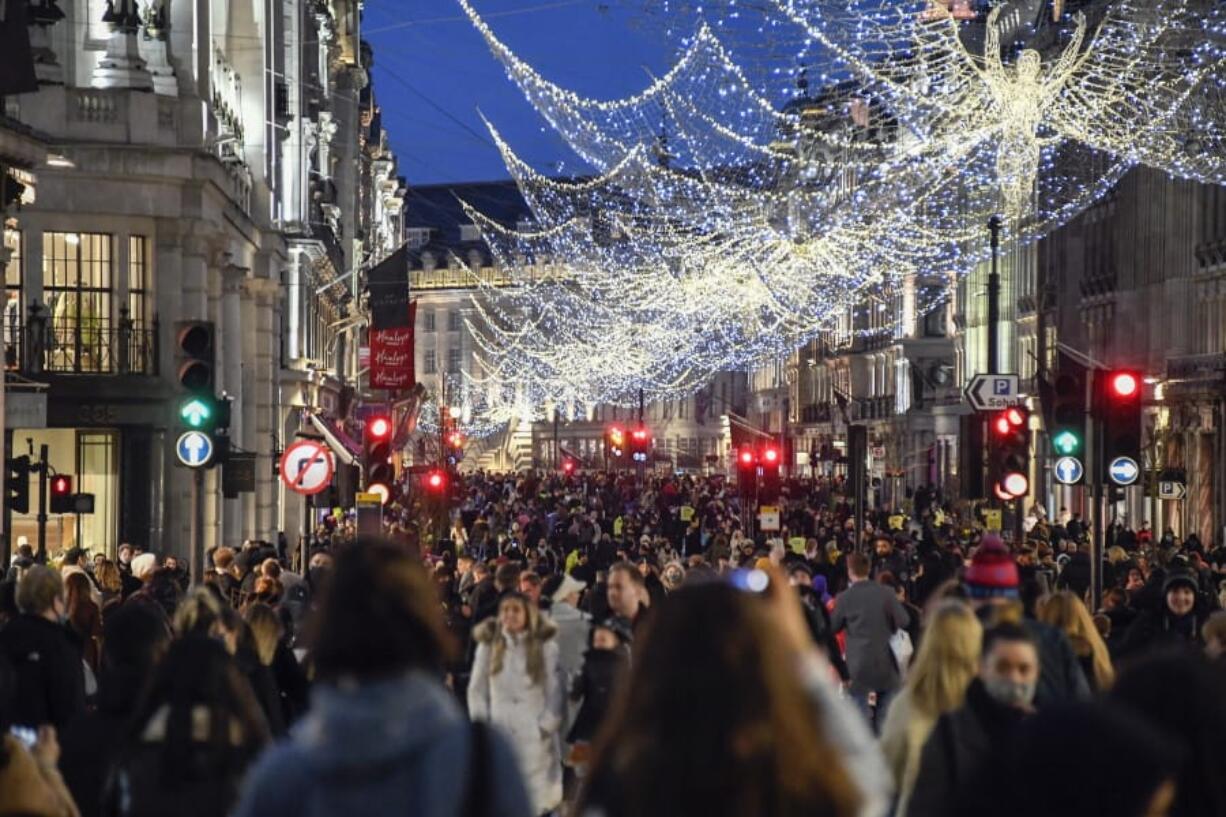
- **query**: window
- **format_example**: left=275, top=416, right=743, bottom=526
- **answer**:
left=447, top=347, right=462, bottom=374
left=423, top=349, right=437, bottom=374
left=422, top=310, right=436, bottom=333
left=128, top=236, right=149, bottom=328
left=407, top=228, right=431, bottom=249
left=460, top=223, right=481, bottom=242
left=4, top=228, right=21, bottom=370
left=678, top=396, right=689, bottom=419
left=44, top=232, right=114, bottom=372
left=448, top=309, right=462, bottom=332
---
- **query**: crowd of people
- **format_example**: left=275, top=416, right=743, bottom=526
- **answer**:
left=0, top=467, right=1224, bottom=817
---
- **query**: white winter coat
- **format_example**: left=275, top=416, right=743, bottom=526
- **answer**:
left=548, top=603, right=591, bottom=732
left=468, top=619, right=565, bottom=815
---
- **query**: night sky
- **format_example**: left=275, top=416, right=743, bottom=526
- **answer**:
left=363, top=0, right=672, bottom=185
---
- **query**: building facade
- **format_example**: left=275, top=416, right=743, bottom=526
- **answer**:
left=1, top=0, right=403, bottom=562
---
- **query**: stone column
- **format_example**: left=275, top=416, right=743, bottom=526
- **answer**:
left=239, top=280, right=258, bottom=538
left=221, top=261, right=247, bottom=545
left=249, top=278, right=280, bottom=540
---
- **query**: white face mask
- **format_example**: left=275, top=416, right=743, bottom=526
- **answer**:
left=984, top=676, right=1036, bottom=709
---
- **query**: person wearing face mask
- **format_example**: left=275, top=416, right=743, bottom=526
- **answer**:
left=1119, top=568, right=1208, bottom=656
left=0, top=566, right=86, bottom=731
left=907, top=623, right=1039, bottom=817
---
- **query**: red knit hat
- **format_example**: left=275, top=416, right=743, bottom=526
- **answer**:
left=964, top=534, right=1020, bottom=599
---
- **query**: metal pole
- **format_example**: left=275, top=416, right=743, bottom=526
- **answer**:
left=1089, top=370, right=1104, bottom=610
left=36, top=444, right=48, bottom=563
left=2, top=428, right=11, bottom=569
left=191, top=467, right=204, bottom=584
left=553, top=409, right=559, bottom=471
left=987, top=215, right=1003, bottom=376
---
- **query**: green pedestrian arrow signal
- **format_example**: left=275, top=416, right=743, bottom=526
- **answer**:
left=1052, top=429, right=1082, bottom=456
left=179, top=397, right=213, bottom=430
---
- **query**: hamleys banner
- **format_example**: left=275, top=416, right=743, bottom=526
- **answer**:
left=369, top=301, right=416, bottom=390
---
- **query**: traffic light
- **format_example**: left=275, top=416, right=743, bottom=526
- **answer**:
left=174, top=321, right=215, bottom=393
left=629, top=427, right=651, bottom=463
left=1049, top=355, right=1086, bottom=460
left=737, top=446, right=757, bottom=495
left=6, top=456, right=29, bottom=514
left=561, top=456, right=577, bottom=475
left=605, top=426, right=625, bottom=462
left=363, top=414, right=394, bottom=495
left=760, top=444, right=781, bottom=501
left=50, top=474, right=73, bottom=513
left=991, top=406, right=1029, bottom=500
left=424, top=468, right=447, bottom=493
left=1096, top=369, right=1143, bottom=482
left=445, top=428, right=464, bottom=468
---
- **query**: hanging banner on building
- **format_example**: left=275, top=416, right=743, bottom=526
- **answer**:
left=366, top=245, right=410, bottom=330
left=369, top=301, right=416, bottom=390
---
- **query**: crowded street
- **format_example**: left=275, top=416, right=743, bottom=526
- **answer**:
left=3, top=0, right=1226, bottom=815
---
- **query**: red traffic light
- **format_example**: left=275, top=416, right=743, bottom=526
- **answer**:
left=425, top=470, right=446, bottom=491
left=562, top=459, right=575, bottom=474
left=632, top=428, right=648, bottom=442
left=762, top=446, right=780, bottom=465
left=738, top=448, right=756, bottom=466
left=1001, top=472, right=1029, bottom=498
left=51, top=475, right=72, bottom=496
left=1004, top=407, right=1026, bottom=427
left=367, top=416, right=391, bottom=440
left=1109, top=371, right=1139, bottom=398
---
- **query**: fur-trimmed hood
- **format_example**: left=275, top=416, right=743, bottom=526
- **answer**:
left=472, top=614, right=558, bottom=645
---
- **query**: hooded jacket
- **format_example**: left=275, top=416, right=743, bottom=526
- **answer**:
left=0, top=614, right=86, bottom=730
left=468, top=617, right=565, bottom=815
left=232, top=672, right=531, bottom=817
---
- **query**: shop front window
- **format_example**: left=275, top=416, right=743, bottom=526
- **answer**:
left=44, top=232, right=114, bottom=373
left=4, top=226, right=21, bottom=370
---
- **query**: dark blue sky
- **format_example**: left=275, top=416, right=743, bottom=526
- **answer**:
left=363, top=0, right=673, bottom=185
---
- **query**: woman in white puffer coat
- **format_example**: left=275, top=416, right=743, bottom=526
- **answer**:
left=469, top=592, right=565, bottom=816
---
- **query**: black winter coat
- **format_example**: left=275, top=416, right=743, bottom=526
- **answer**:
left=0, top=613, right=86, bottom=729
left=567, top=647, right=629, bottom=743
left=907, top=679, right=1029, bottom=817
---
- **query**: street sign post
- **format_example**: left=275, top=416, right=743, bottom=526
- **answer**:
left=1054, top=456, right=1084, bottom=485
left=758, top=505, right=781, bottom=532
left=279, top=440, right=335, bottom=496
left=964, top=373, right=1022, bottom=411
left=1108, top=456, right=1140, bottom=486
left=1158, top=481, right=1187, bottom=500
left=175, top=431, right=215, bottom=468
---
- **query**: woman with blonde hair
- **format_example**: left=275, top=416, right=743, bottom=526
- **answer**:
left=879, top=600, right=982, bottom=817
left=469, top=592, right=564, bottom=816
left=1036, top=590, right=1114, bottom=691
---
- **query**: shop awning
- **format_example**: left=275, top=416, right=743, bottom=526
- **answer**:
left=308, top=413, right=359, bottom=466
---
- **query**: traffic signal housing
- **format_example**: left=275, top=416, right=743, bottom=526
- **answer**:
left=629, top=427, right=651, bottom=463
left=736, top=446, right=757, bottom=495
left=605, top=426, right=625, bottom=463
left=6, top=456, right=29, bottom=514
left=760, top=444, right=781, bottom=501
left=50, top=474, right=73, bottom=513
left=1096, top=369, right=1143, bottom=481
left=364, top=414, right=394, bottom=495
left=1050, top=355, right=1086, bottom=460
left=174, top=321, right=215, bottom=394
left=424, top=468, right=447, bottom=494
left=991, top=406, right=1029, bottom=500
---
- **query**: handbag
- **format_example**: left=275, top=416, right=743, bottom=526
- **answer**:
left=889, top=628, right=914, bottom=677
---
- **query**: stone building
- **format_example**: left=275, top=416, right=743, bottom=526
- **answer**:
left=1, top=0, right=403, bottom=561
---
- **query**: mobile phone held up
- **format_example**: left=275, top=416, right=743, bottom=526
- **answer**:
left=9, top=725, right=36, bottom=749
left=728, top=568, right=770, bottom=594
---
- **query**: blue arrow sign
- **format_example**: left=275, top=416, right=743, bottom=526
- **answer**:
left=1109, top=456, right=1140, bottom=486
left=1054, top=456, right=1084, bottom=485
left=176, top=431, right=214, bottom=468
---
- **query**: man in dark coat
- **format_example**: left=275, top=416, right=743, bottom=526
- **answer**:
left=0, top=566, right=85, bottom=730
left=908, top=622, right=1039, bottom=817
left=831, top=552, right=910, bottom=731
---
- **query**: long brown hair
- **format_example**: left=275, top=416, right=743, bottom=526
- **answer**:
left=1037, top=591, right=1114, bottom=690
left=577, top=583, right=860, bottom=817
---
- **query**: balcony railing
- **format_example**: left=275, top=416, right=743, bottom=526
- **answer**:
left=5, top=308, right=158, bottom=376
